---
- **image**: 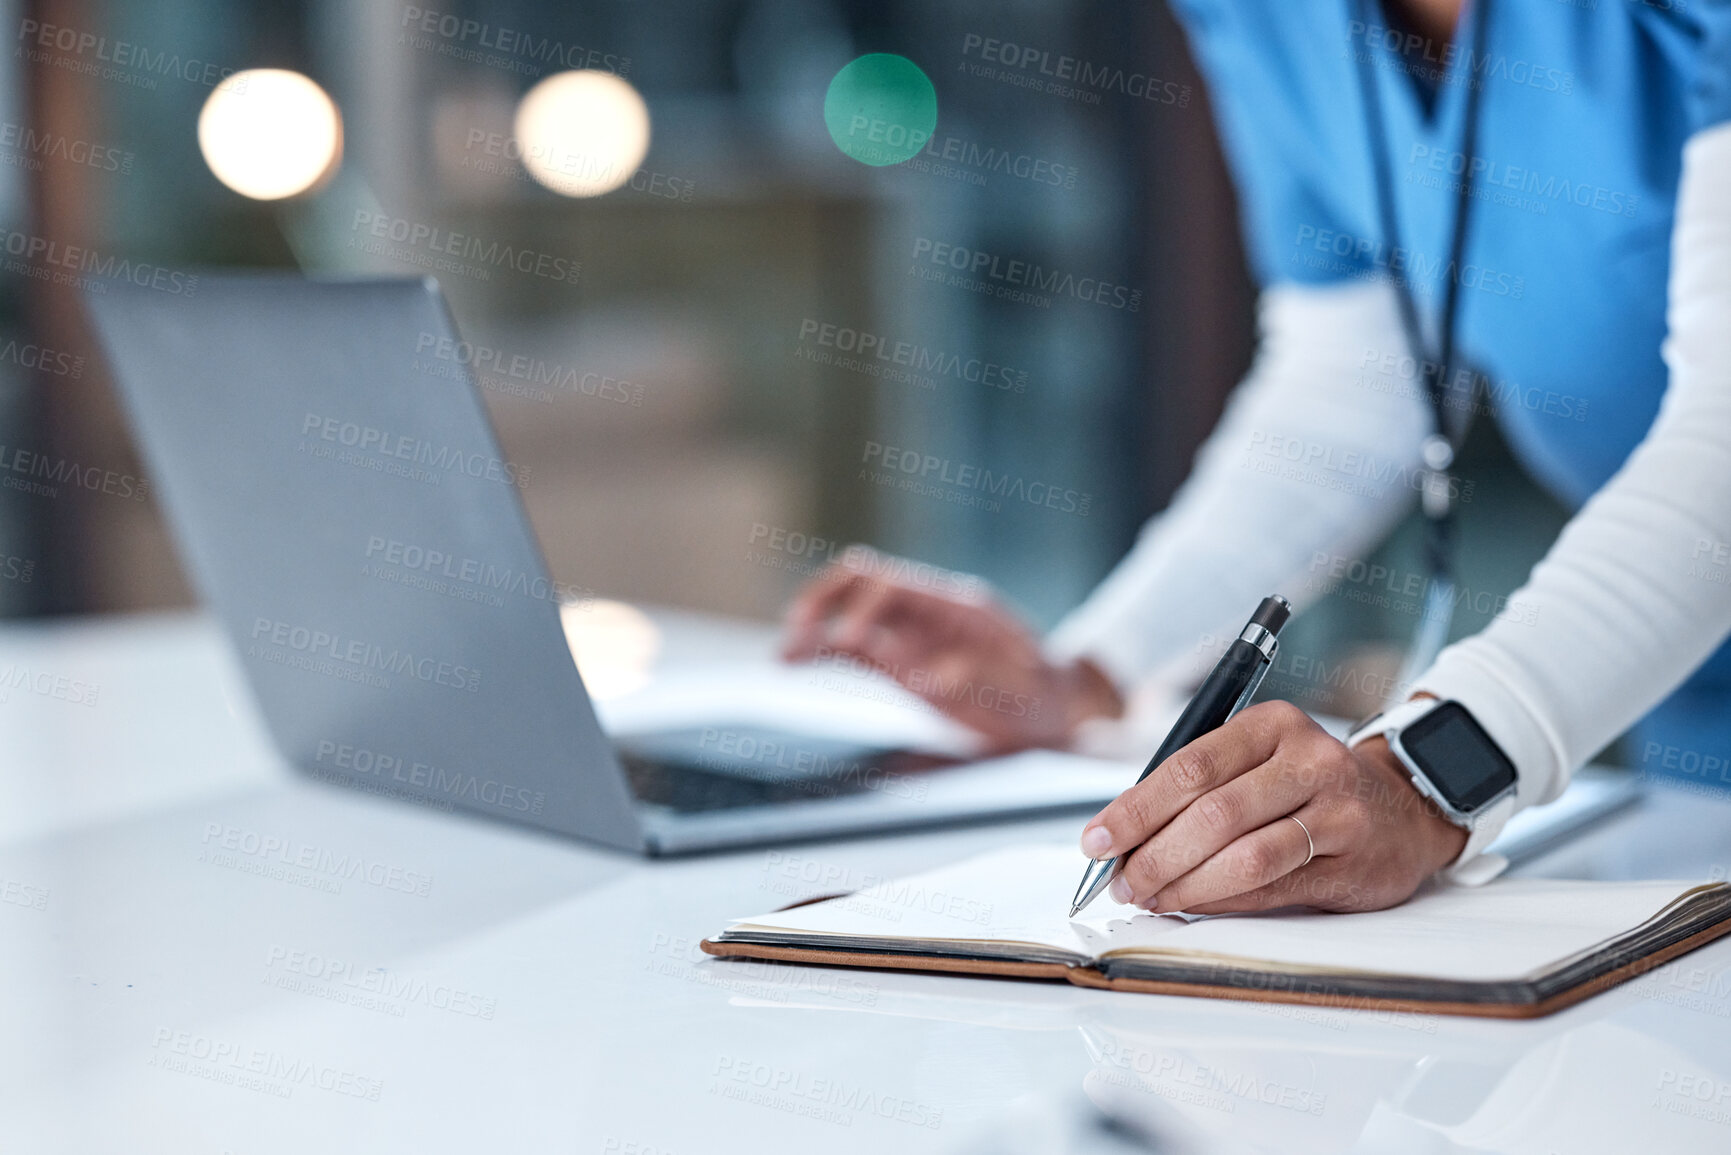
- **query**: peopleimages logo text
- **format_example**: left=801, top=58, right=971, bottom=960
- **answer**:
left=960, top=33, right=1191, bottom=106
left=249, top=617, right=481, bottom=693
left=0, top=662, right=99, bottom=706
left=0, top=337, right=83, bottom=378
left=797, top=318, right=1028, bottom=393
left=150, top=1027, right=384, bottom=1101
left=0, top=226, right=197, bottom=295
left=264, top=944, right=498, bottom=1019
left=695, top=727, right=930, bottom=803
left=16, top=20, right=249, bottom=91
left=745, top=525, right=983, bottom=599
left=863, top=440, right=1092, bottom=516
left=364, top=535, right=587, bottom=606
left=200, top=823, right=434, bottom=897
left=0, top=443, right=147, bottom=500
left=399, top=6, right=630, bottom=75
left=301, top=412, right=529, bottom=488
left=413, top=333, right=643, bottom=406
left=1243, top=430, right=1475, bottom=503
left=911, top=130, right=1078, bottom=188
left=462, top=129, right=690, bottom=202
left=315, top=740, right=545, bottom=815
left=1292, top=224, right=1523, bottom=299
left=0, top=120, right=133, bottom=174
left=350, top=211, right=581, bottom=284
left=911, top=237, right=1141, bottom=312
left=1345, top=19, right=1573, bottom=95
left=1408, top=144, right=1638, bottom=218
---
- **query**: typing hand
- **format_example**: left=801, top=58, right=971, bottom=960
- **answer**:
left=779, top=547, right=1122, bottom=752
left=1078, top=700, right=1468, bottom=914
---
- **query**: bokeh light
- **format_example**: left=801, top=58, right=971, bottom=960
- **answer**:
left=198, top=70, right=342, bottom=200
left=514, top=70, right=652, bottom=197
left=823, top=54, right=937, bottom=167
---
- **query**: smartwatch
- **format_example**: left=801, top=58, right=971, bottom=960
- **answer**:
left=1346, top=698, right=1518, bottom=880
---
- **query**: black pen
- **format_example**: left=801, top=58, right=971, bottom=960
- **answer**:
left=1068, top=594, right=1291, bottom=918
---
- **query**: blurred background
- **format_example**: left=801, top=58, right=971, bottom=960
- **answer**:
left=0, top=0, right=1570, bottom=722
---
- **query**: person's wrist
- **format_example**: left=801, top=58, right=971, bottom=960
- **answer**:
left=1058, top=657, right=1124, bottom=739
left=1353, top=735, right=1469, bottom=872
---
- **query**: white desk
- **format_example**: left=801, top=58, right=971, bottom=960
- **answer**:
left=3, top=610, right=1730, bottom=1154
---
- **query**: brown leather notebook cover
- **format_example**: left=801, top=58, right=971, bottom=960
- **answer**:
left=701, top=898, right=1731, bottom=1020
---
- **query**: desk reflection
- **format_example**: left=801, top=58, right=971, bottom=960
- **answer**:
left=718, top=930, right=1731, bottom=1153
left=1074, top=949, right=1731, bottom=1154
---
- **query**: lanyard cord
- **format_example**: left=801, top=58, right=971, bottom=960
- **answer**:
left=1349, top=0, right=1491, bottom=686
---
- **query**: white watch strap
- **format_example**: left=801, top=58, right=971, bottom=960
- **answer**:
left=1446, top=794, right=1514, bottom=886
left=1344, top=698, right=1436, bottom=749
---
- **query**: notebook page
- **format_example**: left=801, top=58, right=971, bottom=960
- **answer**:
left=1097, top=876, right=1701, bottom=982
left=725, top=843, right=1145, bottom=959
left=725, top=843, right=1703, bottom=983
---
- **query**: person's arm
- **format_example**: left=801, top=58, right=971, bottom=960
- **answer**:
left=1082, top=121, right=1731, bottom=914
left=781, top=0, right=1426, bottom=751
left=1047, top=278, right=1432, bottom=692
left=778, top=278, right=1432, bottom=751
left=1410, top=120, right=1731, bottom=863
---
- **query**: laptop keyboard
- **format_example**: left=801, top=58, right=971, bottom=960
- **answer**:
left=615, top=725, right=959, bottom=814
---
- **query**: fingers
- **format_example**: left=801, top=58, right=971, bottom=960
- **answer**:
left=1115, top=726, right=1471, bottom=918
left=1145, top=805, right=1329, bottom=913
left=1177, top=858, right=1394, bottom=915
left=1176, top=863, right=1335, bottom=916
left=1082, top=700, right=1311, bottom=863
left=1113, top=762, right=1314, bottom=904
left=780, top=558, right=971, bottom=663
left=777, top=555, right=1061, bottom=749
left=780, top=568, right=866, bottom=661
left=828, top=579, right=903, bottom=654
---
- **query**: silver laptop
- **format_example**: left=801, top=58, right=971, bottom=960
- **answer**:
left=85, top=274, right=1131, bottom=854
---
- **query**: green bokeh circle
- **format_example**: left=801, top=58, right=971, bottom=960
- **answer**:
left=823, top=54, right=938, bottom=167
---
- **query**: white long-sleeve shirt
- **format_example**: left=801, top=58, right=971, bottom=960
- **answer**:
left=1049, top=122, right=1731, bottom=856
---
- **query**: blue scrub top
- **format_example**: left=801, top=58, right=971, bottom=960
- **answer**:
left=1168, top=0, right=1731, bottom=786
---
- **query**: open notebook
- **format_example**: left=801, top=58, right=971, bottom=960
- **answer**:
left=704, top=844, right=1731, bottom=1018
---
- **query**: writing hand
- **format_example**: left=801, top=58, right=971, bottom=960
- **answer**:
left=1079, top=701, right=1467, bottom=914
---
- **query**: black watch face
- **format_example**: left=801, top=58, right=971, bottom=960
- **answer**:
left=1400, top=701, right=1518, bottom=811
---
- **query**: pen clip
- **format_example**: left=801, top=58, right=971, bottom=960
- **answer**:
left=1226, top=636, right=1277, bottom=722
